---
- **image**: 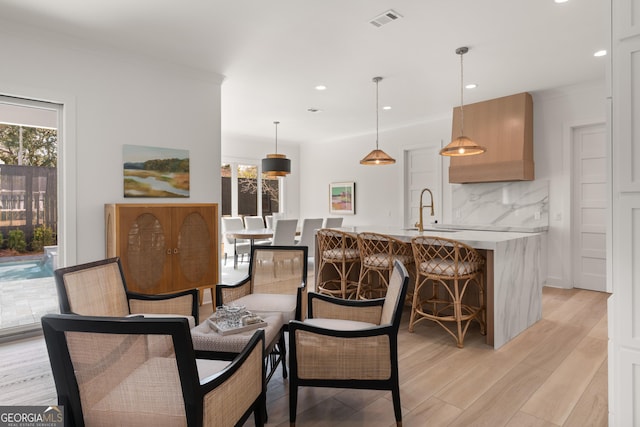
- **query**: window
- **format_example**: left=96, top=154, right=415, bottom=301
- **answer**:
left=221, top=161, right=281, bottom=218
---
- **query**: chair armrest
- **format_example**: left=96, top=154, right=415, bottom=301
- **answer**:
left=200, top=330, right=265, bottom=425
left=308, top=292, right=384, bottom=324
left=215, top=276, right=251, bottom=306
left=127, top=288, right=198, bottom=321
left=289, top=319, right=392, bottom=339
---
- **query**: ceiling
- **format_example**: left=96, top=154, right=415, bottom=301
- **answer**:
left=0, top=0, right=607, bottom=146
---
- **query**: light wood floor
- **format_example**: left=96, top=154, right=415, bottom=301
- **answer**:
left=0, top=286, right=608, bottom=427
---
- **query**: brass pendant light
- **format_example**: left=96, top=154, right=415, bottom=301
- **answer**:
left=262, top=121, right=291, bottom=177
left=360, top=76, right=396, bottom=165
left=440, top=47, right=487, bottom=157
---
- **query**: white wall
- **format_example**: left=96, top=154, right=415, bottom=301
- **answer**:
left=299, top=117, right=451, bottom=227
left=0, top=19, right=223, bottom=265
left=533, top=82, right=607, bottom=288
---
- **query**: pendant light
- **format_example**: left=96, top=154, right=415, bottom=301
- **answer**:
left=360, top=76, right=396, bottom=165
left=262, top=121, right=291, bottom=177
left=440, top=47, right=487, bottom=157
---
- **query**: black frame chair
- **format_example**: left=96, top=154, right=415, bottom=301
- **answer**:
left=41, top=313, right=265, bottom=427
left=288, top=260, right=409, bottom=427
left=216, top=245, right=308, bottom=380
left=55, top=257, right=199, bottom=322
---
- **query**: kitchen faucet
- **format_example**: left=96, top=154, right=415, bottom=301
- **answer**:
left=415, top=188, right=435, bottom=232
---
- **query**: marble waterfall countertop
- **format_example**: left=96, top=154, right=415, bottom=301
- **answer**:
left=334, top=225, right=547, bottom=349
left=336, top=225, right=545, bottom=250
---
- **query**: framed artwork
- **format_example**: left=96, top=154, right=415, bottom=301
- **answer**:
left=329, top=182, right=355, bottom=215
left=123, top=145, right=190, bottom=198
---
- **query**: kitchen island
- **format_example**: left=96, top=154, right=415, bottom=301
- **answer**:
left=320, top=226, right=546, bottom=349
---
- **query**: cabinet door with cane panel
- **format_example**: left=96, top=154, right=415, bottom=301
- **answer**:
left=105, top=203, right=218, bottom=295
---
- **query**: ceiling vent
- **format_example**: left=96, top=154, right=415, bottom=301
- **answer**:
left=369, top=9, right=403, bottom=28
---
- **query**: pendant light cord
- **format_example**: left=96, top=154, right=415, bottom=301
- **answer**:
left=459, top=50, right=465, bottom=138
left=274, top=120, right=279, bottom=154
left=375, top=78, right=380, bottom=149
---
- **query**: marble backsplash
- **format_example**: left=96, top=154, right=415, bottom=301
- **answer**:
left=450, top=180, right=549, bottom=231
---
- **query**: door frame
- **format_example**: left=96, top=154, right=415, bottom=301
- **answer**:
left=402, top=141, right=444, bottom=229
left=0, top=85, right=77, bottom=268
left=563, top=118, right=610, bottom=292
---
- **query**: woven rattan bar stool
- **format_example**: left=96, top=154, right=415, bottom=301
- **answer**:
left=316, top=229, right=360, bottom=299
left=356, top=232, right=413, bottom=300
left=409, top=235, right=485, bottom=348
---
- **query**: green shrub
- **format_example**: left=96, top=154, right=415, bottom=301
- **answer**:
left=0, top=231, right=4, bottom=248
left=8, top=229, right=27, bottom=252
left=31, top=225, right=55, bottom=252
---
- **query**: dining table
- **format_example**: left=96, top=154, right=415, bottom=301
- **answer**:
left=226, top=228, right=301, bottom=268
left=226, top=228, right=274, bottom=268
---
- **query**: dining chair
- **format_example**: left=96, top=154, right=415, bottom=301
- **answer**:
left=270, top=218, right=298, bottom=246
left=295, top=218, right=323, bottom=253
left=288, top=260, right=409, bottom=427
left=323, top=217, right=343, bottom=228
left=221, top=216, right=251, bottom=267
left=42, top=313, right=266, bottom=427
left=244, top=215, right=265, bottom=229
left=265, top=215, right=274, bottom=230
left=244, top=215, right=270, bottom=244
left=216, top=245, right=308, bottom=380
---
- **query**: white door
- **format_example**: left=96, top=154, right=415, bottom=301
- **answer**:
left=404, top=145, right=441, bottom=228
left=572, top=123, right=607, bottom=292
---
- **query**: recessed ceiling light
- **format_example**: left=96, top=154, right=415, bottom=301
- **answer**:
left=465, top=83, right=477, bottom=89
left=315, top=85, right=327, bottom=91
left=554, top=0, right=568, bottom=3
left=383, top=106, right=392, bottom=110
left=594, top=50, right=607, bottom=57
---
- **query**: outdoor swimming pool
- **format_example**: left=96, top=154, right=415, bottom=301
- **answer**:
left=0, top=258, right=54, bottom=281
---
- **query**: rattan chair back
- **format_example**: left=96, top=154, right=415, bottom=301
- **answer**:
left=316, top=228, right=360, bottom=299
left=55, top=257, right=199, bottom=324
left=356, top=232, right=413, bottom=300
left=409, top=235, right=485, bottom=348
left=55, top=258, right=130, bottom=317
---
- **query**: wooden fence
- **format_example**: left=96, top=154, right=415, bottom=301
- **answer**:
left=0, top=164, right=57, bottom=245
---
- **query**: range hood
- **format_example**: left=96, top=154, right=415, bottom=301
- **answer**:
left=448, top=92, right=534, bottom=183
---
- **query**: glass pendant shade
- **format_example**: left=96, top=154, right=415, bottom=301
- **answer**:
left=360, top=76, right=395, bottom=165
left=440, top=47, right=486, bottom=157
left=262, top=121, right=291, bottom=176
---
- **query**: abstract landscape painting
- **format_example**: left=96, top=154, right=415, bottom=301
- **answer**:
left=329, top=182, right=355, bottom=214
left=123, top=145, right=189, bottom=197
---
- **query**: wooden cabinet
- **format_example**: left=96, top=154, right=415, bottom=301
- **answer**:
left=105, top=203, right=218, bottom=295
